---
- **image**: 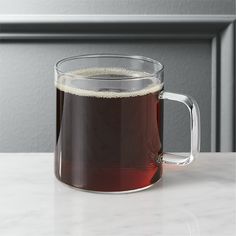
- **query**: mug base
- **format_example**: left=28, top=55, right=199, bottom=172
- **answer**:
left=55, top=176, right=161, bottom=194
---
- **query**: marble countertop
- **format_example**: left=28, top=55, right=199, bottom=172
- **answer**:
left=0, top=153, right=235, bottom=236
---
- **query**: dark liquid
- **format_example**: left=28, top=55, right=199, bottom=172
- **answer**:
left=55, top=89, right=163, bottom=192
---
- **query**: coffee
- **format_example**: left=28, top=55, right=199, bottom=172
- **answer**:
left=55, top=68, right=163, bottom=191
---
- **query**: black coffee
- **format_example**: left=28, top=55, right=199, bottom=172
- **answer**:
left=55, top=68, right=163, bottom=191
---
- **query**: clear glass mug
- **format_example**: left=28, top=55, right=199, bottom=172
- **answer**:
left=54, top=54, right=200, bottom=193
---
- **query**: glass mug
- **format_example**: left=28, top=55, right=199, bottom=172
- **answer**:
left=54, top=54, right=200, bottom=193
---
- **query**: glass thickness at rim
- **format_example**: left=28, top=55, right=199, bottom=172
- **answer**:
left=55, top=53, right=164, bottom=80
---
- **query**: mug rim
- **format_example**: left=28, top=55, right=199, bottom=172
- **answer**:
left=55, top=53, right=164, bottom=80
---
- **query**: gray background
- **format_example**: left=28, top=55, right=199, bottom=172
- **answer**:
left=0, top=0, right=235, bottom=14
left=0, top=0, right=235, bottom=152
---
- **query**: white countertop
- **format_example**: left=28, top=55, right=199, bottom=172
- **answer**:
left=0, top=153, right=235, bottom=236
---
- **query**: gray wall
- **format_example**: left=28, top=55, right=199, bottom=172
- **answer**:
left=0, top=0, right=235, bottom=14
left=0, top=40, right=211, bottom=152
left=0, top=0, right=235, bottom=152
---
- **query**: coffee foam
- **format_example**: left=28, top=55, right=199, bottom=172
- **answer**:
left=55, top=68, right=163, bottom=98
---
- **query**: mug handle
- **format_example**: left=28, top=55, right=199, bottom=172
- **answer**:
left=159, top=91, right=201, bottom=165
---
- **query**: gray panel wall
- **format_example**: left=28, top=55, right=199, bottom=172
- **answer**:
left=0, top=40, right=211, bottom=152
left=0, top=0, right=235, bottom=14
left=0, top=0, right=234, bottom=152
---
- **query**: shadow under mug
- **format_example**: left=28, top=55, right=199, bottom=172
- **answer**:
left=54, top=54, right=200, bottom=193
